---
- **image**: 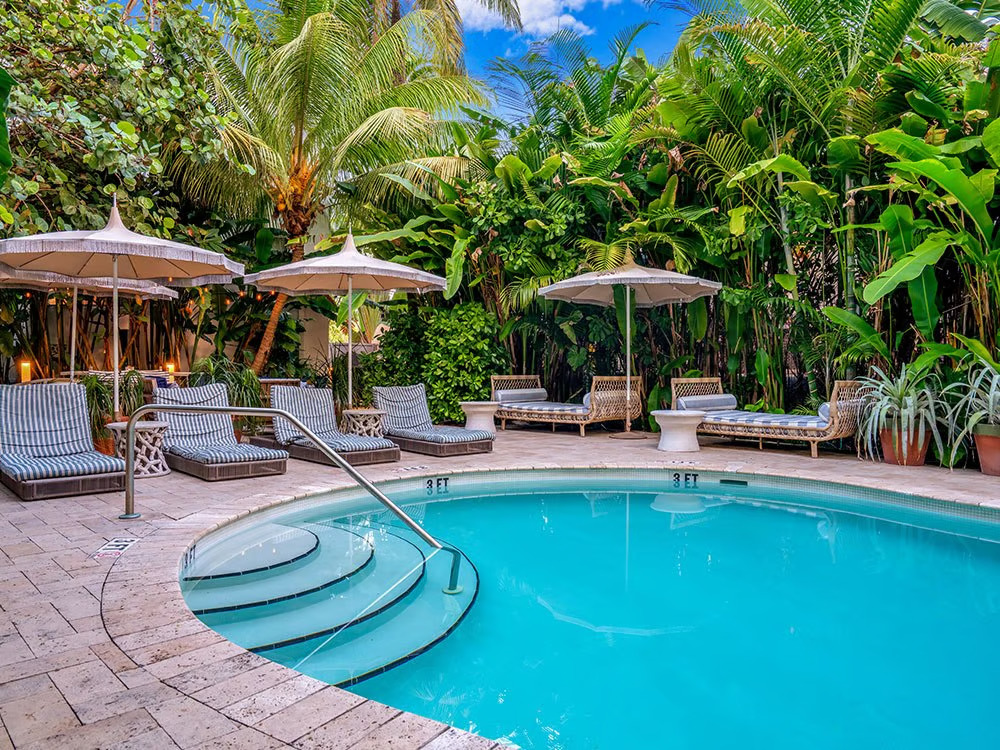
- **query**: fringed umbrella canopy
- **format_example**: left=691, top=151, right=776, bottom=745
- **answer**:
left=0, top=202, right=244, bottom=282
left=0, top=200, right=242, bottom=412
left=242, top=232, right=444, bottom=293
left=537, top=263, right=722, bottom=307
left=539, top=262, right=722, bottom=437
left=244, top=232, right=445, bottom=406
left=0, top=264, right=178, bottom=300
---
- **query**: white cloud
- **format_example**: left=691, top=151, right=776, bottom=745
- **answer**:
left=458, top=0, right=594, bottom=37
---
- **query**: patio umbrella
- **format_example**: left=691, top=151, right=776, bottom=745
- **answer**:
left=243, top=232, right=444, bottom=406
left=538, top=262, right=722, bottom=438
left=0, top=199, right=243, bottom=413
left=0, top=264, right=177, bottom=380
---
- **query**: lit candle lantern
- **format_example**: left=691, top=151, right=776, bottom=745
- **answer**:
left=166, top=362, right=175, bottom=375
left=19, top=361, right=30, bottom=383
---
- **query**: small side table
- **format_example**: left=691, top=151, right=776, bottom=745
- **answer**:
left=342, top=409, right=386, bottom=437
left=460, top=401, right=500, bottom=434
left=107, top=421, right=170, bottom=477
left=651, top=410, right=705, bottom=452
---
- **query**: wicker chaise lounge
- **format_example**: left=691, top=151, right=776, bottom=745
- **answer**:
left=153, top=383, right=288, bottom=481
left=670, top=377, right=862, bottom=458
left=250, top=386, right=400, bottom=466
left=0, top=383, right=126, bottom=501
left=372, top=384, right=494, bottom=456
left=490, top=375, right=643, bottom=436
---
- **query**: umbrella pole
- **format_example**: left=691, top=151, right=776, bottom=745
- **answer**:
left=112, top=256, right=120, bottom=418
left=69, top=286, right=78, bottom=381
left=347, top=276, right=353, bottom=408
left=610, top=284, right=645, bottom=439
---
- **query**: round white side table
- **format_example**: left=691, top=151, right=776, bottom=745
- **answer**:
left=460, top=401, right=500, bottom=434
left=107, top=420, right=171, bottom=477
left=651, top=410, right=705, bottom=452
left=342, top=409, right=386, bottom=437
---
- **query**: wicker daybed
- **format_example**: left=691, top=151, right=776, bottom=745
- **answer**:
left=249, top=386, right=400, bottom=466
left=670, top=377, right=862, bottom=458
left=490, top=375, right=643, bottom=436
left=153, top=384, right=288, bottom=481
left=0, top=383, right=126, bottom=501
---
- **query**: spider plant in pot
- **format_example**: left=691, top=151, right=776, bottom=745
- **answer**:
left=947, top=362, right=1000, bottom=476
left=858, top=365, right=944, bottom=466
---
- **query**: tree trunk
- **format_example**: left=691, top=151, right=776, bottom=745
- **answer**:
left=250, top=241, right=306, bottom=375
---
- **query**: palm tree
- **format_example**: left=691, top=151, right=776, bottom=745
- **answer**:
left=172, top=0, right=488, bottom=373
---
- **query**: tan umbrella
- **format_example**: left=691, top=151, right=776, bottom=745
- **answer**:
left=0, top=264, right=177, bottom=380
left=0, top=199, right=243, bottom=412
left=244, top=232, right=444, bottom=406
left=539, top=262, right=722, bottom=438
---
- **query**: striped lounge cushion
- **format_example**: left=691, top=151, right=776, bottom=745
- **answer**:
left=702, top=410, right=830, bottom=429
left=494, top=388, right=549, bottom=404
left=506, top=401, right=588, bottom=415
left=373, top=385, right=435, bottom=433
left=389, top=426, right=495, bottom=444
left=0, top=383, right=95, bottom=457
left=675, top=394, right=738, bottom=412
left=166, top=443, right=287, bottom=465
left=270, top=386, right=396, bottom=452
left=1, top=451, right=125, bottom=481
left=153, top=384, right=237, bottom=450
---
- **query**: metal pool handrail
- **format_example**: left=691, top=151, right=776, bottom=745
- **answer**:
left=120, top=403, right=464, bottom=594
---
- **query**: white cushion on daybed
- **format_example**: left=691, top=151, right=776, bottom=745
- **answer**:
left=495, top=388, right=549, bottom=404
left=675, top=393, right=738, bottom=411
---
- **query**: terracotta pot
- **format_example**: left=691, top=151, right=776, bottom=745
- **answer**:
left=879, top=427, right=930, bottom=466
left=94, top=436, right=116, bottom=456
left=973, top=425, right=1000, bottom=476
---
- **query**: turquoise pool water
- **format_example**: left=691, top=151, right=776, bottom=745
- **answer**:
left=184, top=473, right=1000, bottom=749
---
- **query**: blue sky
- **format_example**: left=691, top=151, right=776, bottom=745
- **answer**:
left=459, top=0, right=687, bottom=81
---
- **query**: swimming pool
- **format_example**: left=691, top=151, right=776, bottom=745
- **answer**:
left=180, top=470, right=1000, bottom=749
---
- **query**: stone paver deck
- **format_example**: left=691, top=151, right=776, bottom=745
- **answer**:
left=1, top=429, right=998, bottom=749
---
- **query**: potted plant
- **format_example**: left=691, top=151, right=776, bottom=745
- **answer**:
left=119, top=369, right=146, bottom=418
left=80, top=374, right=115, bottom=455
left=189, top=355, right=264, bottom=440
left=947, top=362, right=1000, bottom=476
left=858, top=365, right=944, bottom=466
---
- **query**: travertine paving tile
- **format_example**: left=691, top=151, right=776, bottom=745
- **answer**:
left=19, top=707, right=158, bottom=750
left=348, top=712, right=450, bottom=749
left=0, top=685, right=80, bottom=746
left=294, top=700, right=400, bottom=750
left=149, top=695, right=243, bottom=749
left=254, top=687, right=365, bottom=743
left=220, top=674, right=327, bottom=725
left=49, top=657, right=125, bottom=703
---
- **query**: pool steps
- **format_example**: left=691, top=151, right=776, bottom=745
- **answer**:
left=182, top=520, right=477, bottom=686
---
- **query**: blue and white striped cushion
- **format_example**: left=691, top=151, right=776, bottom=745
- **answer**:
left=0, top=451, right=124, bottom=481
left=292, top=433, right=398, bottom=452
left=505, top=401, right=589, bottom=415
left=0, top=383, right=95, bottom=457
left=153, top=384, right=237, bottom=449
left=389, top=426, right=495, bottom=444
left=494, top=388, right=549, bottom=404
left=165, top=443, right=287, bottom=465
left=270, top=386, right=339, bottom=445
left=675, top=394, right=738, bottom=411
left=373, top=385, right=434, bottom=433
left=702, top=410, right=830, bottom=429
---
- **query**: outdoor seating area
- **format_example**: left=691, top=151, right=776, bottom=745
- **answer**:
left=5, top=0, right=1000, bottom=746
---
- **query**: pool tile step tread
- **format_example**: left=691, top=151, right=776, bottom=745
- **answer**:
left=183, top=525, right=374, bottom=614
left=198, top=529, right=426, bottom=651
left=181, top=522, right=321, bottom=581
left=260, top=547, right=478, bottom=687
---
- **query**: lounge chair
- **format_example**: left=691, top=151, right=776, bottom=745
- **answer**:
left=250, top=386, right=400, bottom=466
left=372, top=384, right=494, bottom=456
left=490, top=375, right=643, bottom=436
left=670, top=377, right=862, bottom=458
left=153, top=383, right=288, bottom=481
left=0, top=383, right=125, bottom=501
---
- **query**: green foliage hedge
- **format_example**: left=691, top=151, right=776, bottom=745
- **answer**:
left=357, top=303, right=509, bottom=423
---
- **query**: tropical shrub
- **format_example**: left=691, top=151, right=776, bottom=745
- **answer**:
left=858, top=366, right=946, bottom=464
left=422, top=304, right=510, bottom=423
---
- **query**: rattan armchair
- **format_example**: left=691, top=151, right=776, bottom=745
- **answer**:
left=670, top=377, right=862, bottom=458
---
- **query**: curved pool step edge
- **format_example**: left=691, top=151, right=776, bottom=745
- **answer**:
left=183, top=525, right=375, bottom=614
